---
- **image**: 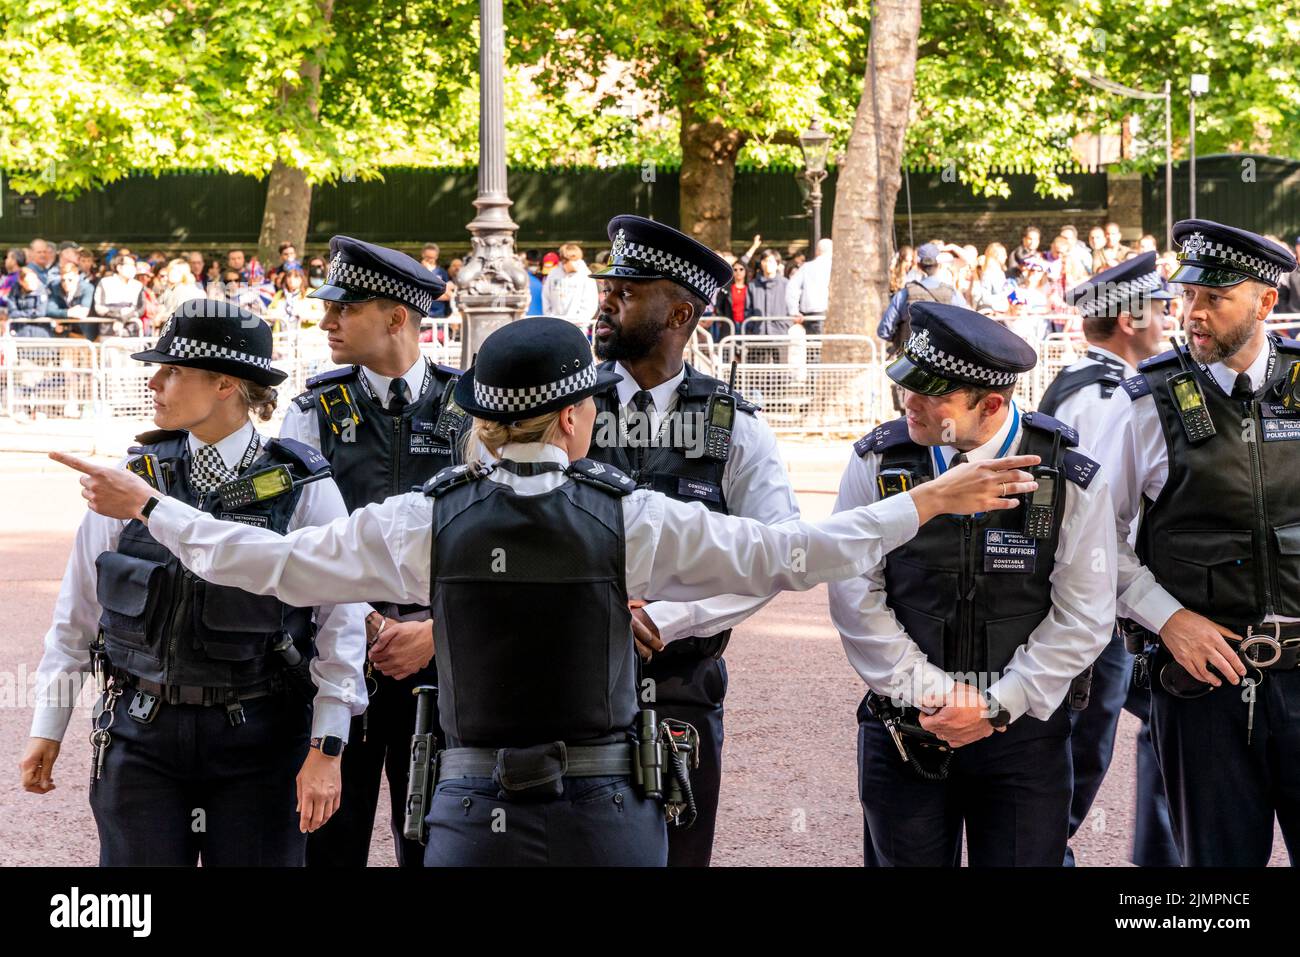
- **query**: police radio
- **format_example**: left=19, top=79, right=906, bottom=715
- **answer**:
left=126, top=453, right=164, bottom=491
left=217, top=464, right=329, bottom=510
left=1023, top=430, right=1061, bottom=540
left=432, top=378, right=468, bottom=445
left=1166, top=341, right=1216, bottom=442
left=702, top=360, right=739, bottom=463
left=318, top=383, right=363, bottom=437
left=877, top=468, right=913, bottom=498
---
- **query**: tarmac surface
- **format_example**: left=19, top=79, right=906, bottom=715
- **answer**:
left=0, top=435, right=1286, bottom=866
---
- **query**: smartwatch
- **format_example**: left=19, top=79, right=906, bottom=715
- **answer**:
left=141, top=495, right=161, bottom=519
left=310, top=735, right=345, bottom=757
left=984, top=693, right=1012, bottom=729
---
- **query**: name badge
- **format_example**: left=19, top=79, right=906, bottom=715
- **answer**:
left=411, top=419, right=436, bottom=433
left=1262, top=418, right=1300, bottom=442
left=677, top=478, right=722, bottom=503
left=409, top=433, right=450, bottom=455
left=218, top=512, right=270, bottom=528
left=983, top=529, right=1037, bottom=573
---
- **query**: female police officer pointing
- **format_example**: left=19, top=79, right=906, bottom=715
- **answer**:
left=21, top=298, right=368, bottom=865
left=53, top=315, right=1039, bottom=866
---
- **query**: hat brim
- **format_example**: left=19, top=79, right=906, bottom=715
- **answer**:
left=129, top=350, right=287, bottom=387
left=453, top=365, right=622, bottom=423
left=886, top=354, right=962, bottom=396
left=307, top=283, right=378, bottom=303
left=1147, top=287, right=1178, bottom=300
left=1168, top=263, right=1252, bottom=288
left=589, top=263, right=665, bottom=284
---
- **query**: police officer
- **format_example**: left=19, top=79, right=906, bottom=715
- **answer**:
left=55, top=315, right=1042, bottom=866
left=585, top=214, right=800, bottom=866
left=1049, top=252, right=1179, bottom=867
left=1094, top=219, right=1300, bottom=866
left=19, top=298, right=368, bottom=865
left=281, top=236, right=463, bottom=867
left=829, top=301, right=1118, bottom=866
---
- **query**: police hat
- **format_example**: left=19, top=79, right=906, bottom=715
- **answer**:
left=1170, top=219, right=1297, bottom=289
left=886, top=301, right=1036, bottom=396
left=310, top=236, right=446, bottom=316
left=1066, top=251, right=1175, bottom=318
left=591, top=215, right=733, bottom=303
left=454, top=316, right=623, bottom=422
left=131, top=298, right=286, bottom=387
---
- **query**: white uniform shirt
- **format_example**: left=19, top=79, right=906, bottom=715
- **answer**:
left=143, top=443, right=923, bottom=650
left=1048, top=346, right=1136, bottom=453
left=827, top=404, right=1118, bottom=723
left=30, top=421, right=369, bottom=743
left=279, top=356, right=431, bottom=450
left=611, top=362, right=801, bottom=644
left=1093, top=340, right=1297, bottom=632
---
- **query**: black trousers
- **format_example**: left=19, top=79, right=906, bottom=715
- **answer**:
left=1150, top=661, right=1300, bottom=866
left=642, top=652, right=727, bottom=867
left=90, top=688, right=311, bottom=866
left=306, top=667, right=429, bottom=867
left=858, top=705, right=1073, bottom=866
left=1066, top=630, right=1179, bottom=866
left=422, top=775, right=667, bottom=866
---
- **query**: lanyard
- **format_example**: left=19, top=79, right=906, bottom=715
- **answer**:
left=356, top=359, right=434, bottom=407
left=1194, top=337, right=1276, bottom=394
left=931, top=403, right=1020, bottom=476
left=235, top=431, right=261, bottom=473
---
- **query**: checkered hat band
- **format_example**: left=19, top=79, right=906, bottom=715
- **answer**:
left=610, top=242, right=721, bottom=300
left=473, top=363, right=597, bottom=414
left=904, top=333, right=1018, bottom=387
left=327, top=256, right=435, bottom=315
left=1183, top=238, right=1285, bottom=285
left=169, top=336, right=272, bottom=370
left=1076, top=271, right=1162, bottom=318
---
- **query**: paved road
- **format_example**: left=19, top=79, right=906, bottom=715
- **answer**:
left=0, top=445, right=1285, bottom=866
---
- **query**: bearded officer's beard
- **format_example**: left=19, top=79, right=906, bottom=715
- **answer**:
left=594, top=318, right=667, bottom=362
left=1187, top=313, right=1257, bottom=366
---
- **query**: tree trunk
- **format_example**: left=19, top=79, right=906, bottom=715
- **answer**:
left=256, top=0, right=334, bottom=262
left=677, top=59, right=746, bottom=251
left=824, top=0, right=922, bottom=365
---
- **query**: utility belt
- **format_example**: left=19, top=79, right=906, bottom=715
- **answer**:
left=860, top=691, right=953, bottom=781
left=1122, top=618, right=1300, bottom=695
left=656, top=631, right=730, bottom=662
left=109, top=667, right=282, bottom=725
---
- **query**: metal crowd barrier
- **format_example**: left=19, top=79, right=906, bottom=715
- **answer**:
left=5, top=315, right=1300, bottom=439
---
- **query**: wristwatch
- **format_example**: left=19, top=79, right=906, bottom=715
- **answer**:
left=984, top=693, right=1012, bottom=729
left=140, top=495, right=161, bottom=519
left=310, top=735, right=345, bottom=757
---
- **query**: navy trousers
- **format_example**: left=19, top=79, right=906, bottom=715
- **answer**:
left=422, top=775, right=668, bottom=866
left=858, top=705, right=1073, bottom=866
left=1065, top=631, right=1179, bottom=866
left=1150, top=661, right=1300, bottom=866
left=642, top=652, right=726, bottom=867
left=90, top=689, right=310, bottom=866
left=306, top=666, right=430, bottom=867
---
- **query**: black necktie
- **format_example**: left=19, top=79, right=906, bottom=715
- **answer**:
left=1231, top=372, right=1253, bottom=401
left=388, top=378, right=410, bottom=413
left=950, top=452, right=968, bottom=468
left=631, top=390, right=654, bottom=472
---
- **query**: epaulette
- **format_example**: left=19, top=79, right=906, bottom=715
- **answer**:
left=264, top=437, right=332, bottom=476
left=292, top=390, right=315, bottom=412
left=1097, top=367, right=1123, bottom=400
left=422, top=462, right=493, bottom=498
left=567, top=458, right=636, bottom=495
left=304, top=366, right=358, bottom=389
left=1020, top=411, right=1079, bottom=448
left=433, top=363, right=463, bottom=379
left=1137, top=348, right=1179, bottom=371
left=853, top=419, right=913, bottom=458
left=1119, top=374, right=1152, bottom=400
left=679, top=369, right=760, bottom=413
left=1274, top=336, right=1300, bottom=355
left=130, top=428, right=187, bottom=452
left=1062, top=449, right=1100, bottom=489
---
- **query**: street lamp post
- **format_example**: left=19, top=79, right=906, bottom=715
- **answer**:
left=454, top=0, right=530, bottom=370
left=797, top=118, right=832, bottom=254
left=1189, top=73, right=1209, bottom=220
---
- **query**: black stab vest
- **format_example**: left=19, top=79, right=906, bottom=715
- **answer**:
left=1037, top=350, right=1124, bottom=417
left=587, top=361, right=760, bottom=659
left=863, top=412, right=1096, bottom=681
left=1132, top=336, right=1300, bottom=622
left=95, top=430, right=321, bottom=688
left=425, top=459, right=638, bottom=749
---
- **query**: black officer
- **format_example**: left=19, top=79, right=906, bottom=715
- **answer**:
left=55, top=315, right=1042, bottom=866
left=282, top=236, right=464, bottom=867
left=585, top=213, right=800, bottom=866
left=20, top=298, right=367, bottom=865
left=1095, top=219, right=1300, bottom=866
left=830, top=301, right=1118, bottom=866
left=1047, top=251, right=1179, bottom=866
